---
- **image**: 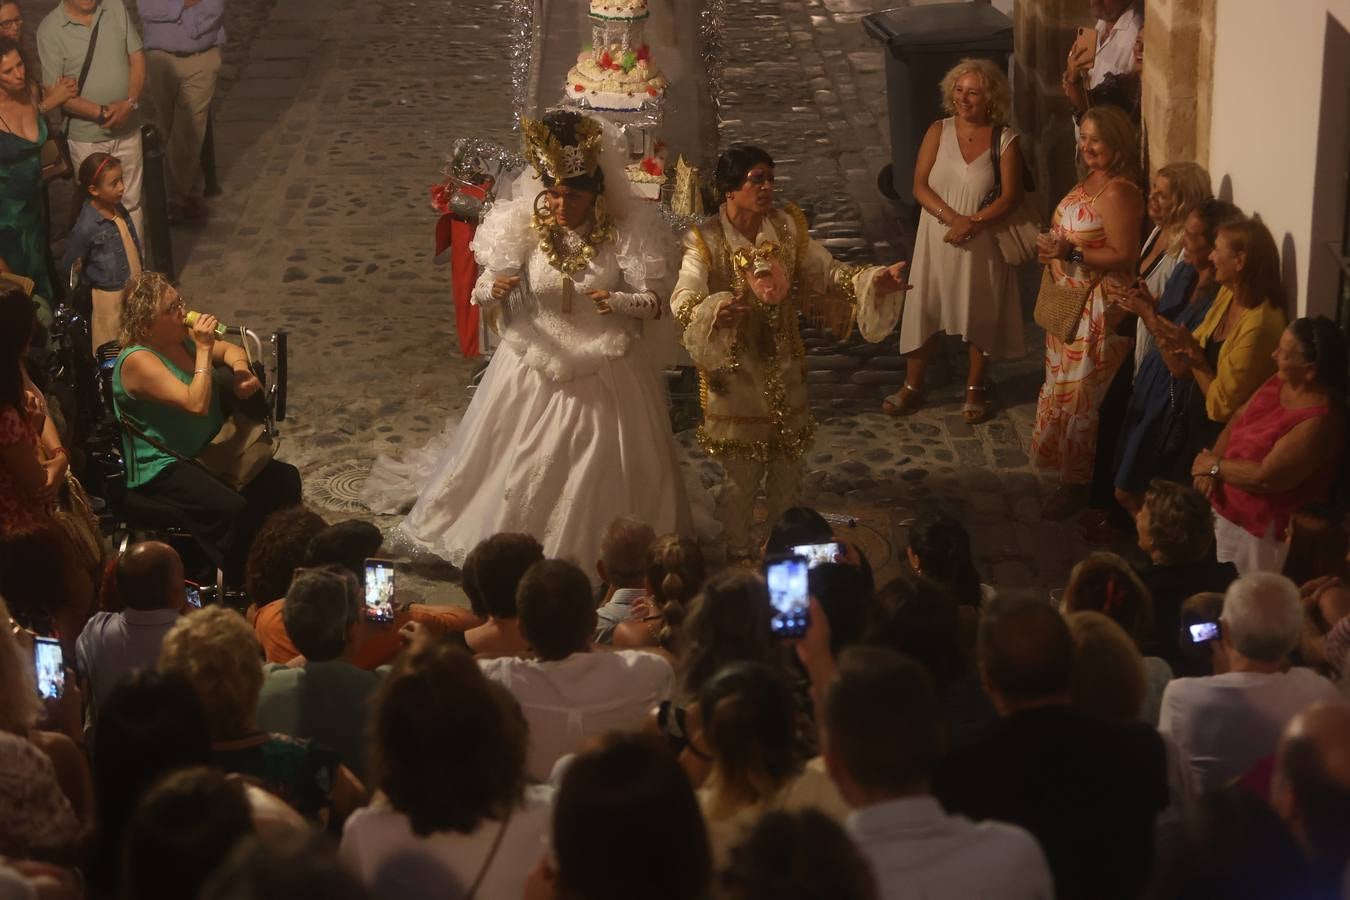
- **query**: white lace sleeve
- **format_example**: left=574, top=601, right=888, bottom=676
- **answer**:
left=682, top=291, right=737, bottom=370
left=613, top=201, right=676, bottom=299
left=470, top=195, right=535, bottom=274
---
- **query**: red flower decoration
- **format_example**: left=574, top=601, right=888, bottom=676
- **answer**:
left=574, top=83, right=585, bottom=92
left=641, top=157, right=664, bottom=176
left=599, top=50, right=613, bottom=68
left=647, top=86, right=658, bottom=96
left=636, top=44, right=650, bottom=61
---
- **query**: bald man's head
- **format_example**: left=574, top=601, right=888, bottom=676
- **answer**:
left=978, top=600, right=1073, bottom=711
left=116, top=542, right=185, bottom=611
left=1273, top=702, right=1350, bottom=864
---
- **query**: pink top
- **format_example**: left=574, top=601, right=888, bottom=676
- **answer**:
left=1213, top=376, right=1336, bottom=538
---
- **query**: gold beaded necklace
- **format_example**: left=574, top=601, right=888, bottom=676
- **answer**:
left=530, top=192, right=616, bottom=276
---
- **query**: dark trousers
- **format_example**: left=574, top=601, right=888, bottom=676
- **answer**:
left=133, top=458, right=302, bottom=584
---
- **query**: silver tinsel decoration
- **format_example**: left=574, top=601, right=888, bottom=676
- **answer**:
left=699, top=0, right=726, bottom=122
left=508, top=0, right=534, bottom=130
left=442, top=138, right=524, bottom=185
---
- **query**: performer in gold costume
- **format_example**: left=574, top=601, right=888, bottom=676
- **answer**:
left=672, top=144, right=909, bottom=558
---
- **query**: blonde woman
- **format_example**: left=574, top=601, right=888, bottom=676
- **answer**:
left=1031, top=105, right=1144, bottom=519
left=112, top=272, right=301, bottom=584
left=1133, top=161, right=1212, bottom=371
left=892, top=58, right=1025, bottom=424
left=159, top=606, right=366, bottom=822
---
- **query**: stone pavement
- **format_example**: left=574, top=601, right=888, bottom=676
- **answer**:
left=33, top=0, right=1125, bottom=604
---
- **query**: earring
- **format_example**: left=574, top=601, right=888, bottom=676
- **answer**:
left=592, top=193, right=607, bottom=229
left=533, top=189, right=553, bottom=224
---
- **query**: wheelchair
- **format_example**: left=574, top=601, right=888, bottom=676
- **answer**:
left=46, top=274, right=290, bottom=600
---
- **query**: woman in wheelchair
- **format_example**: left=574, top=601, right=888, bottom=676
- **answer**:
left=111, top=272, right=300, bottom=585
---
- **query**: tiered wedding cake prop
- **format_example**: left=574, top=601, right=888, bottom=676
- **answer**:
left=563, top=0, right=669, bottom=202
left=565, top=0, right=668, bottom=112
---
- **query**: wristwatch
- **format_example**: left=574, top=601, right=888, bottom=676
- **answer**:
left=96, top=104, right=108, bottom=125
left=129, top=98, right=139, bottom=111
left=1066, top=247, right=1085, bottom=265
left=1208, top=461, right=1221, bottom=479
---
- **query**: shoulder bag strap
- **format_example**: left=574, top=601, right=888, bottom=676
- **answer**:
left=63, top=13, right=102, bottom=138
left=462, top=811, right=512, bottom=900
left=989, top=124, right=1004, bottom=196
left=119, top=411, right=225, bottom=483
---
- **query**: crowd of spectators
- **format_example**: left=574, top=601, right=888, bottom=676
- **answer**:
left=6, top=496, right=1345, bottom=898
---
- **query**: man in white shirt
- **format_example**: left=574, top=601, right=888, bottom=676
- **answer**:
left=1160, top=573, right=1342, bottom=792
left=1062, top=0, right=1143, bottom=117
left=592, top=516, right=654, bottom=644
left=75, top=541, right=184, bottom=730
left=822, top=646, right=1053, bottom=900
left=480, top=559, right=674, bottom=781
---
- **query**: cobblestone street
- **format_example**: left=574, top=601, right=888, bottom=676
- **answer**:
left=27, top=0, right=1118, bottom=604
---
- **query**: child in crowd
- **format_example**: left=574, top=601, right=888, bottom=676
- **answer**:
left=62, top=152, right=143, bottom=354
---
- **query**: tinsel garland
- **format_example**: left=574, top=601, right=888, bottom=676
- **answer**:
left=508, top=0, right=535, bottom=128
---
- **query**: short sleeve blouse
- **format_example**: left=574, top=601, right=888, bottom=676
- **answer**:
left=0, top=405, right=46, bottom=538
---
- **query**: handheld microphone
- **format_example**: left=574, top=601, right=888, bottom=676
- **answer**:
left=184, top=310, right=246, bottom=337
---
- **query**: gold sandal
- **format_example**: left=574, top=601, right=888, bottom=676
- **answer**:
left=962, top=383, right=993, bottom=424
left=882, top=383, right=924, bottom=416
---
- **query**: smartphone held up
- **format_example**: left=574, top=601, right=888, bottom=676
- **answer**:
left=765, top=554, right=810, bottom=639
left=34, top=636, right=64, bottom=700
left=364, top=559, right=396, bottom=624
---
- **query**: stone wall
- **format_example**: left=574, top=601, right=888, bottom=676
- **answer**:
left=1141, top=0, right=1215, bottom=171
left=1010, top=0, right=1084, bottom=219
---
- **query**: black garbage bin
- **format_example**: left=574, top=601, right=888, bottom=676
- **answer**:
left=863, top=2, right=1013, bottom=211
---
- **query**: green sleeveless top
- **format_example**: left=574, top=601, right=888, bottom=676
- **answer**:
left=112, top=343, right=225, bottom=488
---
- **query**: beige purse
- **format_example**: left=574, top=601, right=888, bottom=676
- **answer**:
left=1033, top=267, right=1097, bottom=344
left=993, top=197, right=1041, bottom=267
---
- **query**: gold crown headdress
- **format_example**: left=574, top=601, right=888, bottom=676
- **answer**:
left=521, top=114, right=604, bottom=184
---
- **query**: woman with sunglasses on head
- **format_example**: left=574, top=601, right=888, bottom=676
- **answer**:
left=112, top=271, right=301, bottom=585
left=1192, top=317, right=1348, bottom=574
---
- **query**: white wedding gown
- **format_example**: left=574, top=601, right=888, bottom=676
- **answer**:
left=362, top=195, right=694, bottom=574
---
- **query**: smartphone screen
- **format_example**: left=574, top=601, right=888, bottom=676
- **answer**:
left=364, top=559, right=396, bottom=624
left=765, top=555, right=810, bottom=639
left=1188, top=621, right=1220, bottom=644
left=34, top=636, right=64, bottom=700
left=790, top=542, right=843, bottom=570
left=184, top=581, right=203, bottom=609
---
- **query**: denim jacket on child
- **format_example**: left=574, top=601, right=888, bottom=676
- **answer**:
left=61, top=202, right=144, bottom=292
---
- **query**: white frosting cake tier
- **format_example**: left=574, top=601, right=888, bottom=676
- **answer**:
left=565, top=47, right=666, bottom=111
left=590, top=0, right=648, bottom=21
left=625, top=163, right=666, bottom=200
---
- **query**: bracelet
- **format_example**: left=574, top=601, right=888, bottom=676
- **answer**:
left=193, top=367, right=208, bottom=375
left=51, top=446, right=67, bottom=457
left=1067, top=247, right=1085, bottom=265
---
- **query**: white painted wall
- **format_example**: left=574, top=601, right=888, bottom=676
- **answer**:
left=1208, top=0, right=1350, bottom=317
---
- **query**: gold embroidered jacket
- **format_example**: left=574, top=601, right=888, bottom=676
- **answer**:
left=671, top=203, right=902, bottom=462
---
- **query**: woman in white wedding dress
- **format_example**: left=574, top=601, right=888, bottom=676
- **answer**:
left=362, top=111, right=692, bottom=572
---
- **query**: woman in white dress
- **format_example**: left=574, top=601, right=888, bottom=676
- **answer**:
left=363, top=111, right=691, bottom=573
left=889, top=58, right=1025, bottom=424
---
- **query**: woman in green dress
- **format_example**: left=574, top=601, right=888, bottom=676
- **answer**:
left=0, top=36, right=75, bottom=321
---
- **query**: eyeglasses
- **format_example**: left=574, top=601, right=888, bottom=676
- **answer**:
left=744, top=171, right=775, bottom=186
left=0, top=16, right=22, bottom=28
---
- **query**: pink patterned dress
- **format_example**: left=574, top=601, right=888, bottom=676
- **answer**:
left=1030, top=179, right=1135, bottom=484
